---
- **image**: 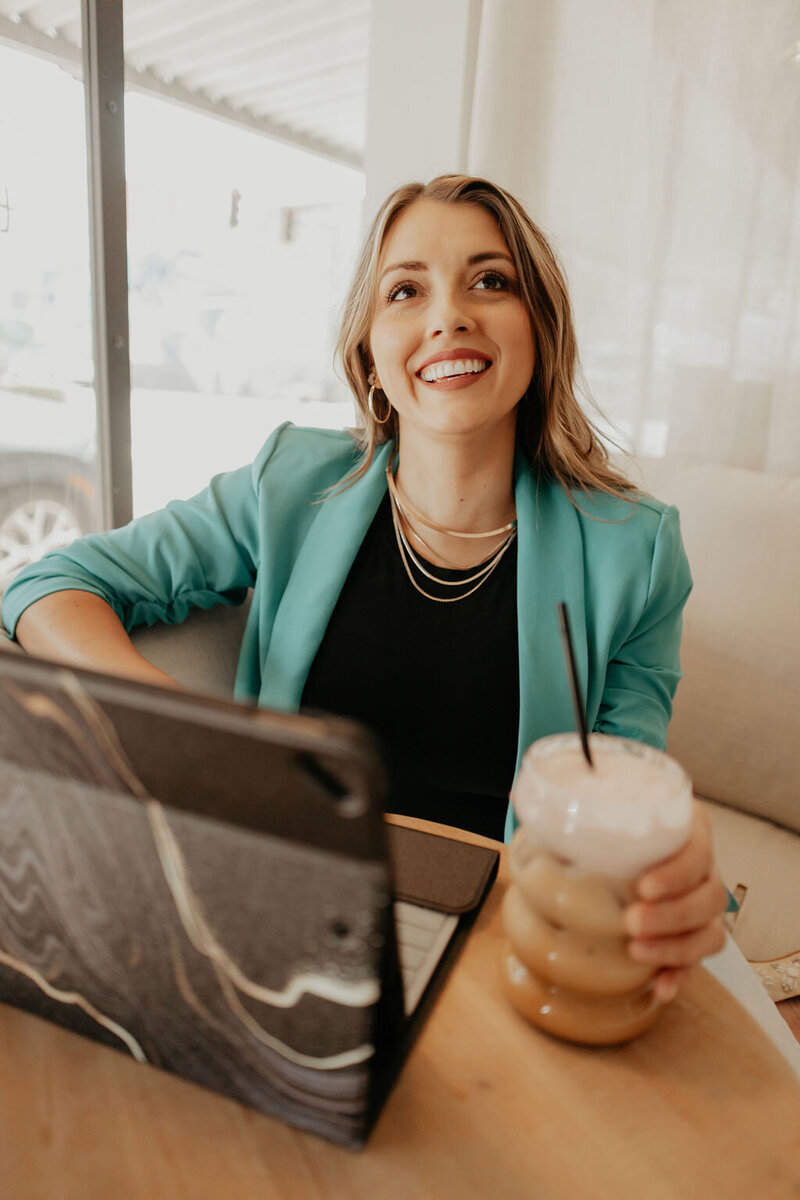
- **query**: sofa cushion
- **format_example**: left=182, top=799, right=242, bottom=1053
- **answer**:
left=700, top=796, right=800, bottom=975
left=130, top=595, right=250, bottom=697
left=634, top=457, right=800, bottom=836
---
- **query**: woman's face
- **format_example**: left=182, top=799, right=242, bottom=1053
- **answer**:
left=369, top=198, right=535, bottom=443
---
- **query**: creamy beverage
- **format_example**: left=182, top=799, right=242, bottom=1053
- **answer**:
left=502, top=733, right=693, bottom=1045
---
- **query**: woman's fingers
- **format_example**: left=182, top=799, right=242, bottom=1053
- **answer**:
left=652, top=967, right=690, bottom=1005
left=615, top=803, right=728, bottom=991
left=628, top=917, right=727, bottom=968
left=636, top=804, right=713, bottom=902
left=624, top=874, right=730, bottom=939
left=624, top=801, right=728, bottom=971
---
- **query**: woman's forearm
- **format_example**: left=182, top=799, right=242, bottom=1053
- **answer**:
left=14, top=591, right=180, bottom=688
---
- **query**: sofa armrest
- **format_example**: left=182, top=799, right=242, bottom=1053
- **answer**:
left=1, top=595, right=250, bottom=697
left=633, top=456, right=800, bottom=836
left=0, top=625, right=23, bottom=656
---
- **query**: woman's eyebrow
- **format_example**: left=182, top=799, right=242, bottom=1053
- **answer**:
left=467, top=251, right=515, bottom=267
left=379, top=259, right=426, bottom=282
left=378, top=250, right=514, bottom=283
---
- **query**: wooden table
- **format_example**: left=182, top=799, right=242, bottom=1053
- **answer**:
left=2, top=817, right=799, bottom=1200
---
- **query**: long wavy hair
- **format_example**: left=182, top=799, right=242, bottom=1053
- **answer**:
left=335, top=174, right=635, bottom=498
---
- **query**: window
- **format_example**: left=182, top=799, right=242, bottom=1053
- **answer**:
left=0, top=34, right=100, bottom=594
left=124, top=93, right=364, bottom=515
left=0, top=0, right=369, bottom=590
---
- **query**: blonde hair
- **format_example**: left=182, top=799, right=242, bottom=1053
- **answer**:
left=335, top=174, right=635, bottom=498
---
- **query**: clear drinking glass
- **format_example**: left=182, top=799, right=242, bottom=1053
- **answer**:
left=502, top=733, right=693, bottom=1045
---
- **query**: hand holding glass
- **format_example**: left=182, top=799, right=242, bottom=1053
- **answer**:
left=502, top=733, right=694, bottom=1045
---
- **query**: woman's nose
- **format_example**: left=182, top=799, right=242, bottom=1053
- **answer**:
left=427, top=290, right=475, bottom=338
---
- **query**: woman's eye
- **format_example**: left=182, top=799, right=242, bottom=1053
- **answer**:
left=386, top=280, right=418, bottom=302
left=474, top=270, right=510, bottom=291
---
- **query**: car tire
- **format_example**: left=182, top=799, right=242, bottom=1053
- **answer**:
left=0, top=485, right=93, bottom=593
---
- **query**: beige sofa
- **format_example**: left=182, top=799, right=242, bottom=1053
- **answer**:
left=1, top=454, right=798, bottom=1009
left=630, top=456, right=800, bottom=1005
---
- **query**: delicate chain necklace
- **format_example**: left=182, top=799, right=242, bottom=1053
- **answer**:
left=397, top=512, right=474, bottom=569
left=390, top=499, right=517, bottom=603
left=385, top=454, right=517, bottom=604
left=392, top=501, right=515, bottom=587
left=386, top=456, right=516, bottom=539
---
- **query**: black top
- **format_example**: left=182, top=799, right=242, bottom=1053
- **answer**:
left=301, top=494, right=519, bottom=841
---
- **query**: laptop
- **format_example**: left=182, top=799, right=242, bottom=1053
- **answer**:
left=0, top=650, right=499, bottom=1149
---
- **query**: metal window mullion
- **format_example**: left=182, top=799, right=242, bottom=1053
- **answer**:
left=82, top=0, right=132, bottom=530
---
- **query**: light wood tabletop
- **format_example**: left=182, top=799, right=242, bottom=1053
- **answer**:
left=2, top=815, right=799, bottom=1200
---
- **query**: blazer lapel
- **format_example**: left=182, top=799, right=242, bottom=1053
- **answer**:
left=513, top=461, right=589, bottom=777
left=259, top=441, right=394, bottom=710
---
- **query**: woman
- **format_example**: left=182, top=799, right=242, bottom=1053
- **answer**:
left=1, top=175, right=728, bottom=1002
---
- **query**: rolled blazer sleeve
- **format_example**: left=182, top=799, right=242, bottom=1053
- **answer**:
left=593, top=504, right=693, bottom=751
left=1, top=428, right=283, bottom=639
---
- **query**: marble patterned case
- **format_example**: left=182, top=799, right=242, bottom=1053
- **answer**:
left=0, top=654, right=407, bottom=1146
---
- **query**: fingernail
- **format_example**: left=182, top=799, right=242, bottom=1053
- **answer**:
left=628, top=940, right=656, bottom=962
left=623, top=907, right=642, bottom=936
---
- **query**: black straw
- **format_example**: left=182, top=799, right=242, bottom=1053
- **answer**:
left=557, top=602, right=594, bottom=768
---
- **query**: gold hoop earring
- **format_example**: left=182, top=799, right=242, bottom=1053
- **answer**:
left=368, top=384, right=392, bottom=426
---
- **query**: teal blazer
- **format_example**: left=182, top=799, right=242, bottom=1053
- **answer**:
left=1, top=424, right=692, bottom=842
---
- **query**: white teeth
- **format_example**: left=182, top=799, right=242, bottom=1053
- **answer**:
left=419, top=358, right=489, bottom=383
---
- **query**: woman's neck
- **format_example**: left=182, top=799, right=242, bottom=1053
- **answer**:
left=391, top=423, right=517, bottom=568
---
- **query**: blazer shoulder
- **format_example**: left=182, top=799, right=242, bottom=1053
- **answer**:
left=560, top=485, right=685, bottom=583
left=566, top=482, right=675, bottom=531
left=251, top=422, right=363, bottom=492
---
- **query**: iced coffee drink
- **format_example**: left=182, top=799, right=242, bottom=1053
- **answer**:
left=502, top=734, right=693, bottom=1045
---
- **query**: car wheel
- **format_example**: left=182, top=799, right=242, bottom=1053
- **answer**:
left=0, top=486, right=91, bottom=592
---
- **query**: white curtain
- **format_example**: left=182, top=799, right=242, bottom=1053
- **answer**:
left=468, top=0, right=800, bottom=475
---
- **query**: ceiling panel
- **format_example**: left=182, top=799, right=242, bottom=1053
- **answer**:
left=0, top=0, right=369, bottom=166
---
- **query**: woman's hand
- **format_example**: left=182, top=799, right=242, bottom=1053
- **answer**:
left=623, top=802, right=729, bottom=1004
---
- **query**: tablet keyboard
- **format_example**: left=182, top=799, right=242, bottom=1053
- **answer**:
left=394, top=901, right=458, bottom=1015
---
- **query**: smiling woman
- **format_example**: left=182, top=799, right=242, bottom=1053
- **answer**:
left=369, top=200, right=534, bottom=462
left=336, top=176, right=634, bottom=503
left=2, top=174, right=728, bottom=1004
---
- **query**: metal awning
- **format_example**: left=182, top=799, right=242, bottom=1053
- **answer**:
left=0, top=0, right=368, bottom=166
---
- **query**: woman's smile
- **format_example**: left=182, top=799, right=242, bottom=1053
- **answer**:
left=416, top=348, right=493, bottom=389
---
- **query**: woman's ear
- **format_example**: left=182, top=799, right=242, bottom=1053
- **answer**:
left=360, top=343, right=374, bottom=384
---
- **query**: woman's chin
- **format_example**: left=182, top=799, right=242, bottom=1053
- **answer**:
left=399, top=408, right=518, bottom=443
